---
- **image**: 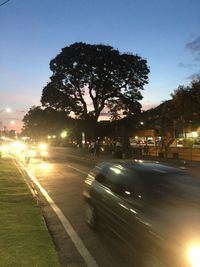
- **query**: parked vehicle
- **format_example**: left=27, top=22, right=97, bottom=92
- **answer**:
left=192, top=141, right=200, bottom=148
left=83, top=160, right=200, bottom=267
left=177, top=140, right=183, bottom=147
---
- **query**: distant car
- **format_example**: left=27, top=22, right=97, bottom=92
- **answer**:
left=83, top=160, right=200, bottom=267
left=136, top=140, right=146, bottom=145
left=24, top=142, right=48, bottom=163
left=177, top=140, right=183, bottom=147
left=170, top=140, right=183, bottom=147
left=130, top=141, right=137, bottom=147
left=147, top=140, right=155, bottom=146
left=192, top=141, right=200, bottom=148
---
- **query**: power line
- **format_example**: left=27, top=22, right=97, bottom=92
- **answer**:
left=0, top=0, right=11, bottom=7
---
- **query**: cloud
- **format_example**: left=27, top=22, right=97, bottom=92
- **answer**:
left=184, top=37, right=200, bottom=80
left=178, top=62, right=197, bottom=68
left=187, top=72, right=200, bottom=80
left=186, top=36, right=200, bottom=61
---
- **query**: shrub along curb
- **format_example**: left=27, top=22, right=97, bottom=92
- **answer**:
left=0, top=157, right=61, bottom=267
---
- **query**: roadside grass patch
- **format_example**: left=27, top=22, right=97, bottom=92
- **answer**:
left=0, top=158, right=60, bottom=267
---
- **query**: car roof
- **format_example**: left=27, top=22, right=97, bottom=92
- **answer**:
left=99, top=159, right=185, bottom=175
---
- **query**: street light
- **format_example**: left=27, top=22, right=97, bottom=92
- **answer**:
left=61, top=131, right=67, bottom=138
left=0, top=108, right=11, bottom=132
left=192, top=131, right=198, bottom=138
left=0, top=108, right=11, bottom=113
left=0, top=109, right=25, bottom=135
left=5, top=108, right=11, bottom=113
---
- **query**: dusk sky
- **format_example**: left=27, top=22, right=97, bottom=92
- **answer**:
left=1, top=0, right=200, bottom=131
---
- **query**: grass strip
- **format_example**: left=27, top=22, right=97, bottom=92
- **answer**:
left=0, top=158, right=61, bottom=267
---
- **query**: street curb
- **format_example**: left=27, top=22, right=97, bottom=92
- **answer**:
left=12, top=157, right=39, bottom=201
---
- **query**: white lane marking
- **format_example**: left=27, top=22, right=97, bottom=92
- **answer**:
left=18, top=161, right=99, bottom=267
left=66, top=164, right=88, bottom=175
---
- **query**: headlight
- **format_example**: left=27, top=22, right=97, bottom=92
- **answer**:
left=0, top=145, right=8, bottom=152
left=39, top=143, right=47, bottom=150
left=40, top=151, right=48, bottom=157
left=187, top=245, right=200, bottom=267
left=28, top=150, right=36, bottom=157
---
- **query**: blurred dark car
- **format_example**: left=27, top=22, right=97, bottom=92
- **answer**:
left=83, top=160, right=200, bottom=267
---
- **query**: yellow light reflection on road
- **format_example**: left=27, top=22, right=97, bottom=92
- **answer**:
left=40, top=162, right=52, bottom=172
left=1, top=145, right=8, bottom=153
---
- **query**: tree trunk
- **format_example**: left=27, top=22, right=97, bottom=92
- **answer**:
left=121, top=126, right=132, bottom=158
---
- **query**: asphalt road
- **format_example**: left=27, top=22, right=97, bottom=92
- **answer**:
left=18, top=146, right=200, bottom=267
left=21, top=147, right=138, bottom=267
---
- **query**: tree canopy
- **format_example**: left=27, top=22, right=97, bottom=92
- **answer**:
left=22, top=106, right=76, bottom=139
left=41, top=42, right=150, bottom=122
left=139, top=79, right=200, bottom=147
left=171, top=80, right=200, bottom=128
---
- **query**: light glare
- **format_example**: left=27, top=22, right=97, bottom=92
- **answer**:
left=187, top=245, right=200, bottom=267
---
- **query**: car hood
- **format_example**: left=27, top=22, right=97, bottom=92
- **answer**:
left=151, top=205, right=200, bottom=245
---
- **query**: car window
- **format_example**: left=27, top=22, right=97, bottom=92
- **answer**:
left=95, top=163, right=109, bottom=184
left=103, top=165, right=125, bottom=191
left=131, top=170, right=200, bottom=206
left=118, top=168, right=144, bottom=201
left=94, top=164, right=200, bottom=207
left=102, top=165, right=141, bottom=200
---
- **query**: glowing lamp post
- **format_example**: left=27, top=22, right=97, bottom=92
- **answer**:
left=0, top=108, right=11, bottom=113
left=192, top=131, right=198, bottom=138
left=61, top=131, right=67, bottom=138
left=61, top=131, right=68, bottom=146
left=0, top=108, right=11, bottom=132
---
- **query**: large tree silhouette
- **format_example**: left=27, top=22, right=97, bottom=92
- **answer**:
left=41, top=42, right=150, bottom=122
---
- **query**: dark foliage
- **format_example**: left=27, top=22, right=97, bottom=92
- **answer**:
left=41, top=42, right=150, bottom=122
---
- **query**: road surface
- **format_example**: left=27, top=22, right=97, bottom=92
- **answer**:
left=17, top=146, right=200, bottom=267
left=19, top=147, right=137, bottom=267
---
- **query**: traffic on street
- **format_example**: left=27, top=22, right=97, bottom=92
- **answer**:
left=15, top=146, right=139, bottom=267
left=6, top=145, right=200, bottom=267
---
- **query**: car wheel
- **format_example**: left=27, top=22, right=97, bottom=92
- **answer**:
left=85, top=202, right=96, bottom=228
